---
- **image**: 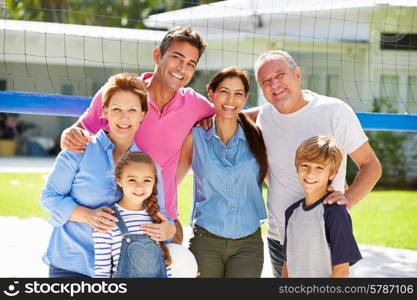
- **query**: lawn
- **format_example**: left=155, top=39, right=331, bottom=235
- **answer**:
left=1, top=172, right=416, bottom=250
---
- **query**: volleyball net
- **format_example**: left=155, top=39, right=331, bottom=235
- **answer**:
left=0, top=1, right=417, bottom=184
left=0, top=0, right=416, bottom=120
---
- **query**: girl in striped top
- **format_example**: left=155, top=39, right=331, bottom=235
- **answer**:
left=93, top=152, right=172, bottom=278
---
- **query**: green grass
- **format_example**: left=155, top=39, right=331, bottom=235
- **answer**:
left=0, top=173, right=50, bottom=219
left=1, top=173, right=416, bottom=250
left=350, top=190, right=417, bottom=250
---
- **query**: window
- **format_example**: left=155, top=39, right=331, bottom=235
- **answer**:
left=302, top=74, right=336, bottom=96
left=379, top=75, right=400, bottom=112
left=380, top=33, right=417, bottom=51
left=303, top=74, right=326, bottom=95
left=0, top=79, right=7, bottom=91
left=91, top=81, right=103, bottom=96
left=326, top=75, right=339, bottom=98
left=407, top=76, right=417, bottom=114
left=307, top=74, right=321, bottom=93
left=61, top=83, right=74, bottom=95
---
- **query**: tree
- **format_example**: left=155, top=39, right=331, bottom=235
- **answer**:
left=3, top=0, right=221, bottom=28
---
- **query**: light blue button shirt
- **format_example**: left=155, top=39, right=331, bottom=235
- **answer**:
left=191, top=122, right=267, bottom=239
left=40, top=129, right=167, bottom=277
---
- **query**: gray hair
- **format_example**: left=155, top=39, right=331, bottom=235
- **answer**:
left=254, top=50, right=298, bottom=83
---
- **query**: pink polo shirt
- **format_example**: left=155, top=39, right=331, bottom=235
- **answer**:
left=79, top=72, right=215, bottom=219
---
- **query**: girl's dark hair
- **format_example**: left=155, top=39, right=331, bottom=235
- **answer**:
left=207, top=67, right=268, bottom=183
left=115, top=152, right=172, bottom=266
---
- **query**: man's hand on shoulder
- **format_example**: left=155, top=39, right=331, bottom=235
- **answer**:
left=61, top=126, right=93, bottom=153
left=195, top=116, right=213, bottom=130
left=323, top=187, right=349, bottom=207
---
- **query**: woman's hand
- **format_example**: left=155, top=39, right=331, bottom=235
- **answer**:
left=70, top=206, right=117, bottom=233
left=141, top=212, right=176, bottom=242
left=89, top=206, right=118, bottom=232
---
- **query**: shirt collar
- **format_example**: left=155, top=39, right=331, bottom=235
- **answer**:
left=96, top=129, right=140, bottom=152
left=302, top=192, right=332, bottom=211
left=140, top=72, right=183, bottom=112
left=205, top=117, right=247, bottom=142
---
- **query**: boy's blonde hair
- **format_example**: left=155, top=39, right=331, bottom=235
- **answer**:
left=295, top=136, right=343, bottom=184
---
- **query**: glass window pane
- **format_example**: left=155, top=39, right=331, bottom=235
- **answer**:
left=379, top=75, right=399, bottom=112
left=327, top=75, right=339, bottom=98
left=407, top=76, right=417, bottom=114
left=308, top=74, right=324, bottom=94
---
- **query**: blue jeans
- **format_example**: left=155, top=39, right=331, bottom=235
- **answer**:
left=115, top=234, right=167, bottom=278
left=267, top=237, right=285, bottom=278
left=49, top=264, right=90, bottom=278
left=112, top=205, right=167, bottom=278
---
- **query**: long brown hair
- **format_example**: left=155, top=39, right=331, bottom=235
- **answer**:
left=115, top=152, right=172, bottom=266
left=207, top=67, right=268, bottom=183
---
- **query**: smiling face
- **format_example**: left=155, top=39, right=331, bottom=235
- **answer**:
left=117, top=162, right=156, bottom=210
left=209, top=76, right=248, bottom=120
left=257, top=56, right=306, bottom=114
left=103, top=90, right=145, bottom=141
left=153, top=41, right=199, bottom=92
left=296, top=161, right=335, bottom=199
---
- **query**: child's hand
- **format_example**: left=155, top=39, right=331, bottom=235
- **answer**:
left=141, top=212, right=176, bottom=241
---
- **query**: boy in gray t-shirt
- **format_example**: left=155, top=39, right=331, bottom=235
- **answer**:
left=282, top=136, right=362, bottom=278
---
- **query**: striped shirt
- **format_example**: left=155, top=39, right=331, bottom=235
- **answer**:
left=93, top=203, right=171, bottom=278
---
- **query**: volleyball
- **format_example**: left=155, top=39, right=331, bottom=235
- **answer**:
left=167, top=243, right=198, bottom=278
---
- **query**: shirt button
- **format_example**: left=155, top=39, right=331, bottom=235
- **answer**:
left=126, top=238, right=131, bottom=243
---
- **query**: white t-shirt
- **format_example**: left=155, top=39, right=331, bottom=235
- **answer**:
left=256, top=90, right=368, bottom=243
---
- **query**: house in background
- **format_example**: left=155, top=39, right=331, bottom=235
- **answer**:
left=144, top=0, right=417, bottom=114
left=143, top=0, right=417, bottom=183
left=0, top=19, right=165, bottom=140
left=0, top=0, right=416, bottom=180
left=1, top=0, right=417, bottom=137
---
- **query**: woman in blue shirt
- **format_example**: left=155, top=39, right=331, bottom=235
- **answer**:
left=177, top=67, right=268, bottom=277
left=41, top=73, right=175, bottom=277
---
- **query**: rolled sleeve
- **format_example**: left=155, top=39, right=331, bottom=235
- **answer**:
left=40, top=150, right=83, bottom=227
left=155, top=164, right=173, bottom=224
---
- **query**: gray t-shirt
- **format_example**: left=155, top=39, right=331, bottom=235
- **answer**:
left=257, top=91, right=368, bottom=243
left=284, top=194, right=362, bottom=277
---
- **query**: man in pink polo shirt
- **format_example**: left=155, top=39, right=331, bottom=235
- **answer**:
left=60, top=26, right=215, bottom=244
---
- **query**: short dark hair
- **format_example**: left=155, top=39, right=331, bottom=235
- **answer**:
left=159, top=26, right=207, bottom=60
